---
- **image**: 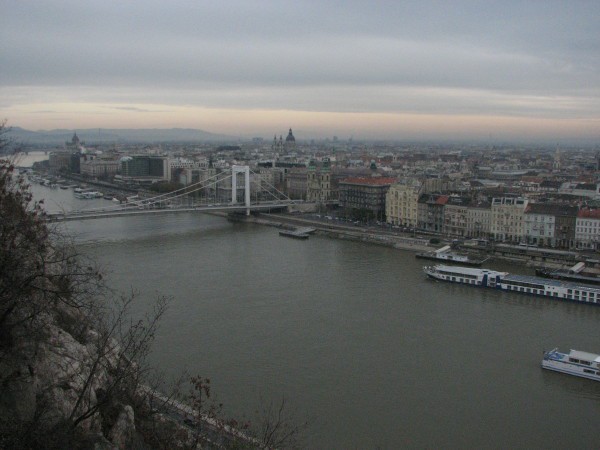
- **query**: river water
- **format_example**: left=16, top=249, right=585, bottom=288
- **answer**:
left=25, top=167, right=600, bottom=449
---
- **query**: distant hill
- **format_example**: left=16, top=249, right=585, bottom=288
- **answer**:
left=6, top=127, right=237, bottom=145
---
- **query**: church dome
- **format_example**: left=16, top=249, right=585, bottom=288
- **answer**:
left=285, top=128, right=295, bottom=142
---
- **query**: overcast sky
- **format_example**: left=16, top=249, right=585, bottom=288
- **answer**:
left=1, top=0, right=599, bottom=141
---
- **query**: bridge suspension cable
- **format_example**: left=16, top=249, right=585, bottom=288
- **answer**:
left=67, top=170, right=234, bottom=214
left=48, top=166, right=298, bottom=220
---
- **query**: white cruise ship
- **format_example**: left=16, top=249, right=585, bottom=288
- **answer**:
left=542, top=349, right=600, bottom=382
left=423, top=264, right=600, bottom=306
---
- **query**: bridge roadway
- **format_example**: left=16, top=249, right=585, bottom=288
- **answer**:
left=47, top=202, right=292, bottom=222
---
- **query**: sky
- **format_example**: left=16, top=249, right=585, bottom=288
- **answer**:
left=1, top=0, right=599, bottom=142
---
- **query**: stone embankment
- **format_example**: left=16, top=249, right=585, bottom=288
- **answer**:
left=233, top=213, right=434, bottom=252
left=227, top=212, right=597, bottom=271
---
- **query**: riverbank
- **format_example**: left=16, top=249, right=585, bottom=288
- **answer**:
left=224, top=212, right=598, bottom=272
left=227, top=212, right=434, bottom=253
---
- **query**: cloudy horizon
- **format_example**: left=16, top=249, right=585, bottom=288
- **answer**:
left=1, top=0, right=599, bottom=142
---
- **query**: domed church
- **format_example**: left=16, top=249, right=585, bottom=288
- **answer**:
left=284, top=128, right=296, bottom=152
left=271, top=128, right=296, bottom=154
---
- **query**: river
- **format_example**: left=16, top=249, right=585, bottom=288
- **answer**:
left=25, top=172, right=600, bottom=449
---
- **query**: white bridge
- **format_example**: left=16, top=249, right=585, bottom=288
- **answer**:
left=47, top=165, right=300, bottom=222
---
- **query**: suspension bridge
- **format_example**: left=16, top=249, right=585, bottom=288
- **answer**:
left=46, top=165, right=301, bottom=222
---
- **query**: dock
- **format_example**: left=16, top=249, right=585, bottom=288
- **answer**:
left=279, top=227, right=316, bottom=239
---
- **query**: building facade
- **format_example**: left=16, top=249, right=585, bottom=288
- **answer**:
left=48, top=151, right=72, bottom=174
left=120, top=156, right=170, bottom=182
left=443, top=196, right=471, bottom=237
left=490, top=197, right=528, bottom=243
left=554, top=206, right=578, bottom=249
left=417, top=194, right=449, bottom=233
left=385, top=179, right=421, bottom=228
left=80, top=159, right=120, bottom=178
left=575, top=208, right=600, bottom=250
left=339, top=177, right=396, bottom=220
left=286, top=168, right=308, bottom=200
left=464, top=201, right=491, bottom=238
left=306, top=159, right=332, bottom=203
left=522, top=203, right=571, bottom=247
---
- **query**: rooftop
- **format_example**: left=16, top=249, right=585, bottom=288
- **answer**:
left=340, top=177, right=397, bottom=186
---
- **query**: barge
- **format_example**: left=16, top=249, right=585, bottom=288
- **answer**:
left=423, top=264, right=600, bottom=306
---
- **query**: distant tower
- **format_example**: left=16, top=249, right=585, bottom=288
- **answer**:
left=553, top=146, right=561, bottom=171
left=271, top=134, right=284, bottom=154
left=596, top=151, right=600, bottom=171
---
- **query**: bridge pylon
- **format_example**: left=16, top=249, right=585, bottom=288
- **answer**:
left=231, top=165, right=251, bottom=215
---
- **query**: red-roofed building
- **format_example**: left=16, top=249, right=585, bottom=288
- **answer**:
left=575, top=208, right=600, bottom=250
left=338, top=177, right=397, bottom=220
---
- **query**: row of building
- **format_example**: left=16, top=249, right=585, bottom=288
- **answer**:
left=45, top=132, right=599, bottom=250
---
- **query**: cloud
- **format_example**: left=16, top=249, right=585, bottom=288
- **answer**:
left=1, top=0, right=599, bottom=139
left=106, top=106, right=173, bottom=113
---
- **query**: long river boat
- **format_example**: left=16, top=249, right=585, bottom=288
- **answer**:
left=542, top=349, right=600, bottom=382
left=423, top=264, right=600, bottom=306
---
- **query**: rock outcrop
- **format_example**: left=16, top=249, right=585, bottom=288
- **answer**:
left=0, top=303, right=139, bottom=448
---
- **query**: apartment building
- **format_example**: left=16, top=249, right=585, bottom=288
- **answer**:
left=339, top=177, right=396, bottom=219
left=491, top=197, right=529, bottom=243
left=385, top=179, right=421, bottom=228
left=575, top=208, right=600, bottom=250
left=417, top=194, right=449, bottom=233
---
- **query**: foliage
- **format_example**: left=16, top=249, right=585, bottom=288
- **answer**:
left=0, top=121, right=170, bottom=448
left=0, top=122, right=306, bottom=448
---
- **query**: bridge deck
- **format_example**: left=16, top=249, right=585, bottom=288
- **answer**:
left=47, top=203, right=292, bottom=222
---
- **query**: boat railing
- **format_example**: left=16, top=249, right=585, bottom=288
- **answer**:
left=543, top=348, right=559, bottom=359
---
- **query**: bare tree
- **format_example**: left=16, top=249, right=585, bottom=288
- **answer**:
left=0, top=122, right=172, bottom=448
left=254, top=396, right=309, bottom=450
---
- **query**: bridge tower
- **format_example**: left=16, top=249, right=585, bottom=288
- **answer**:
left=231, top=165, right=251, bottom=215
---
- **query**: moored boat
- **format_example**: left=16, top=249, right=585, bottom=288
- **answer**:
left=423, top=264, right=600, bottom=305
left=75, top=190, right=102, bottom=199
left=278, top=226, right=314, bottom=240
left=542, top=348, right=600, bottom=381
left=416, top=245, right=488, bottom=266
left=279, top=229, right=309, bottom=239
left=535, top=267, right=600, bottom=286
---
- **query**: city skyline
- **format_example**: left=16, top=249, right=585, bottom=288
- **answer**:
left=1, top=1, right=599, bottom=143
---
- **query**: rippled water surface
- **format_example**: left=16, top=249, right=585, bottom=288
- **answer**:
left=31, top=183, right=600, bottom=449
